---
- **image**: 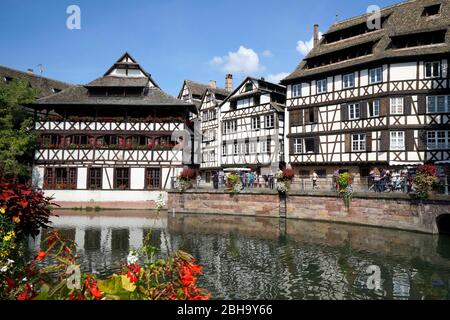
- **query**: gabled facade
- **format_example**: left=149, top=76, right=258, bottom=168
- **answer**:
left=282, top=0, right=450, bottom=179
left=220, top=77, right=286, bottom=175
left=26, top=52, right=196, bottom=205
left=198, top=87, right=229, bottom=181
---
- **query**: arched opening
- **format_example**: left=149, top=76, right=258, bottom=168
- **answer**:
left=436, top=214, right=450, bottom=235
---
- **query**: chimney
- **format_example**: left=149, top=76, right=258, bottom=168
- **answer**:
left=209, top=80, right=217, bottom=89
left=225, top=74, right=233, bottom=92
left=313, top=24, right=320, bottom=48
left=27, top=68, right=34, bottom=75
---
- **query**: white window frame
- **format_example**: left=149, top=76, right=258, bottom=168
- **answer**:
left=390, top=97, right=404, bottom=115
left=265, top=114, right=275, bottom=129
left=222, top=143, right=227, bottom=156
left=261, top=140, right=270, bottom=154
left=316, top=79, right=327, bottom=94
left=348, top=103, right=360, bottom=120
left=292, top=84, right=301, bottom=98
left=390, top=131, right=405, bottom=151
left=427, top=131, right=450, bottom=150
left=427, top=95, right=449, bottom=113
left=294, top=138, right=303, bottom=154
left=343, top=73, right=355, bottom=89
left=251, top=117, right=261, bottom=130
left=250, top=142, right=257, bottom=154
left=368, top=100, right=380, bottom=118
left=425, top=61, right=441, bottom=79
left=369, top=67, right=383, bottom=84
left=233, top=143, right=239, bottom=155
left=351, top=134, right=366, bottom=152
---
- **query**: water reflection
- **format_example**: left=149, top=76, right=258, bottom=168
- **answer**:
left=28, top=211, right=450, bottom=300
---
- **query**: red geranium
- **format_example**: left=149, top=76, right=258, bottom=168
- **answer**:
left=35, top=251, right=47, bottom=261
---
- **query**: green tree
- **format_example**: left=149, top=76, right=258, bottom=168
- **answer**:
left=0, top=79, right=40, bottom=181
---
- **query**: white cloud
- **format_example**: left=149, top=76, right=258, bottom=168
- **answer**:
left=261, top=50, right=273, bottom=57
left=210, top=46, right=264, bottom=75
left=296, top=32, right=323, bottom=56
left=265, top=72, right=290, bottom=84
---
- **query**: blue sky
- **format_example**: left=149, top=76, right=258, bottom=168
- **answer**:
left=0, top=0, right=399, bottom=96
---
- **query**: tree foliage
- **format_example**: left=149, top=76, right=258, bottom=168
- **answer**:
left=0, top=79, right=40, bottom=181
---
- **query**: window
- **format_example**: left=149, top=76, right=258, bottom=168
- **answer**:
left=316, top=79, right=327, bottom=93
left=223, top=120, right=237, bottom=134
left=343, top=73, right=355, bottom=89
left=41, top=134, right=60, bottom=147
left=369, top=67, right=383, bottom=84
left=305, top=138, right=315, bottom=153
left=368, top=100, right=380, bottom=118
left=244, top=140, right=250, bottom=155
left=210, top=150, right=216, bottom=161
left=425, top=61, right=441, bottom=79
left=145, top=168, right=161, bottom=190
left=348, top=104, right=360, bottom=120
left=88, top=168, right=102, bottom=190
left=390, top=97, right=404, bottom=115
left=352, top=134, right=366, bottom=152
left=265, top=114, right=275, bottom=129
left=245, top=82, right=253, bottom=92
left=44, top=168, right=77, bottom=190
left=250, top=141, right=257, bottom=154
left=202, top=111, right=209, bottom=121
left=292, top=84, right=301, bottom=97
left=72, top=135, right=89, bottom=145
left=209, top=110, right=216, bottom=120
left=233, top=141, right=239, bottom=155
left=294, top=138, right=303, bottom=154
left=261, top=140, right=271, bottom=154
left=222, top=143, right=227, bottom=156
left=427, top=131, right=450, bottom=150
left=251, top=117, right=260, bottom=130
left=390, top=131, right=405, bottom=151
left=237, top=97, right=254, bottom=109
left=427, top=95, right=449, bottom=113
left=115, top=168, right=130, bottom=190
left=422, top=4, right=441, bottom=17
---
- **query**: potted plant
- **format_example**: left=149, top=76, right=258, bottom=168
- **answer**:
left=275, top=168, right=295, bottom=195
left=174, top=168, right=196, bottom=192
left=225, top=173, right=243, bottom=195
left=412, top=165, right=439, bottom=200
left=336, top=172, right=354, bottom=208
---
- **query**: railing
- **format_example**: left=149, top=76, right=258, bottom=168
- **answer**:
left=173, top=175, right=450, bottom=195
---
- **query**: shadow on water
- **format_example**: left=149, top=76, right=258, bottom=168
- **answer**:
left=27, top=210, right=450, bottom=300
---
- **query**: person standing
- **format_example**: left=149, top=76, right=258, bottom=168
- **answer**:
left=312, top=170, right=319, bottom=190
left=212, top=171, right=219, bottom=190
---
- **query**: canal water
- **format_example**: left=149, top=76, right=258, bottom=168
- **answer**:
left=28, top=211, right=450, bottom=300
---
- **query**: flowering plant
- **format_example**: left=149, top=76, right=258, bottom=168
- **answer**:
left=336, top=173, right=354, bottom=208
left=155, top=193, right=166, bottom=214
left=275, top=169, right=294, bottom=194
left=412, top=165, right=439, bottom=200
left=225, top=173, right=242, bottom=195
left=175, top=169, right=196, bottom=192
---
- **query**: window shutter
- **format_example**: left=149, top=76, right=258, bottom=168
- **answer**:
left=417, top=130, right=427, bottom=150
left=366, top=133, right=372, bottom=152
left=360, top=102, right=368, bottom=119
left=289, top=139, right=294, bottom=154
left=313, top=108, right=319, bottom=123
left=345, top=134, right=351, bottom=153
left=290, top=110, right=299, bottom=126
left=404, top=96, right=412, bottom=115
left=406, top=130, right=415, bottom=151
left=314, top=136, right=320, bottom=154
left=380, top=131, right=390, bottom=151
left=417, top=95, right=426, bottom=114
left=380, top=98, right=389, bottom=116
left=341, top=104, right=348, bottom=121
left=299, top=109, right=304, bottom=126
left=304, top=108, right=311, bottom=124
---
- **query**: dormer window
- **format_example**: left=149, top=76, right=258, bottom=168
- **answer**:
left=422, top=4, right=441, bottom=17
left=245, top=83, right=253, bottom=92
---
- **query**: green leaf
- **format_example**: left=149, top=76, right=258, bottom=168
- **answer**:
left=97, top=275, right=123, bottom=294
left=33, top=284, right=50, bottom=300
left=120, top=275, right=137, bottom=292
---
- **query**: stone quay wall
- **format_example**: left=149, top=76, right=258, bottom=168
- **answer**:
left=167, top=190, right=450, bottom=234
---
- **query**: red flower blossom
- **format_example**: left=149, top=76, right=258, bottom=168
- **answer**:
left=35, top=251, right=47, bottom=261
left=69, top=292, right=85, bottom=300
left=17, top=293, right=29, bottom=300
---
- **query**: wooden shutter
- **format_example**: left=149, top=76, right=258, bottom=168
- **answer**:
left=417, top=95, right=426, bottom=114
left=289, top=139, right=294, bottom=154
left=380, top=131, right=390, bottom=151
left=366, top=133, right=372, bottom=152
left=299, top=109, right=304, bottom=126
left=417, top=130, right=427, bottom=150
left=360, top=102, right=368, bottom=119
left=314, top=136, right=320, bottom=154
left=304, top=108, right=311, bottom=124
left=290, top=110, right=300, bottom=126
left=345, top=133, right=351, bottom=153
left=313, top=108, right=319, bottom=123
left=404, top=96, right=412, bottom=115
left=341, top=104, right=348, bottom=121
left=380, top=97, right=389, bottom=116
left=406, top=130, right=415, bottom=151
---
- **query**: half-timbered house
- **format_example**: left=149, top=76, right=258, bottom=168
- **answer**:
left=220, top=77, right=286, bottom=175
left=198, top=87, right=229, bottom=182
left=282, top=0, right=450, bottom=180
left=26, top=53, right=196, bottom=205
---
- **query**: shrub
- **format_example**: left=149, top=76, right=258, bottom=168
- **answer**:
left=413, top=165, right=439, bottom=200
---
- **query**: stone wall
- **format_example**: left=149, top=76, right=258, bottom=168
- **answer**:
left=168, top=190, right=450, bottom=234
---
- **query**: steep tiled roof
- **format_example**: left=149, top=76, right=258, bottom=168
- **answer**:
left=0, top=65, right=72, bottom=97
left=282, top=0, right=450, bottom=82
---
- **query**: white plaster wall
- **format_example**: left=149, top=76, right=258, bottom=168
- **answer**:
left=390, top=62, right=417, bottom=81
left=260, top=94, right=271, bottom=104
left=360, top=69, right=368, bottom=86
left=301, top=82, right=310, bottom=97
left=130, top=168, right=145, bottom=190
left=43, top=190, right=166, bottom=203
left=335, top=75, right=342, bottom=91
left=77, top=168, right=87, bottom=189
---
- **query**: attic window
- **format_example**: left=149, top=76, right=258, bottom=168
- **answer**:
left=390, top=29, right=446, bottom=49
left=422, top=4, right=441, bottom=17
left=245, top=83, right=253, bottom=92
